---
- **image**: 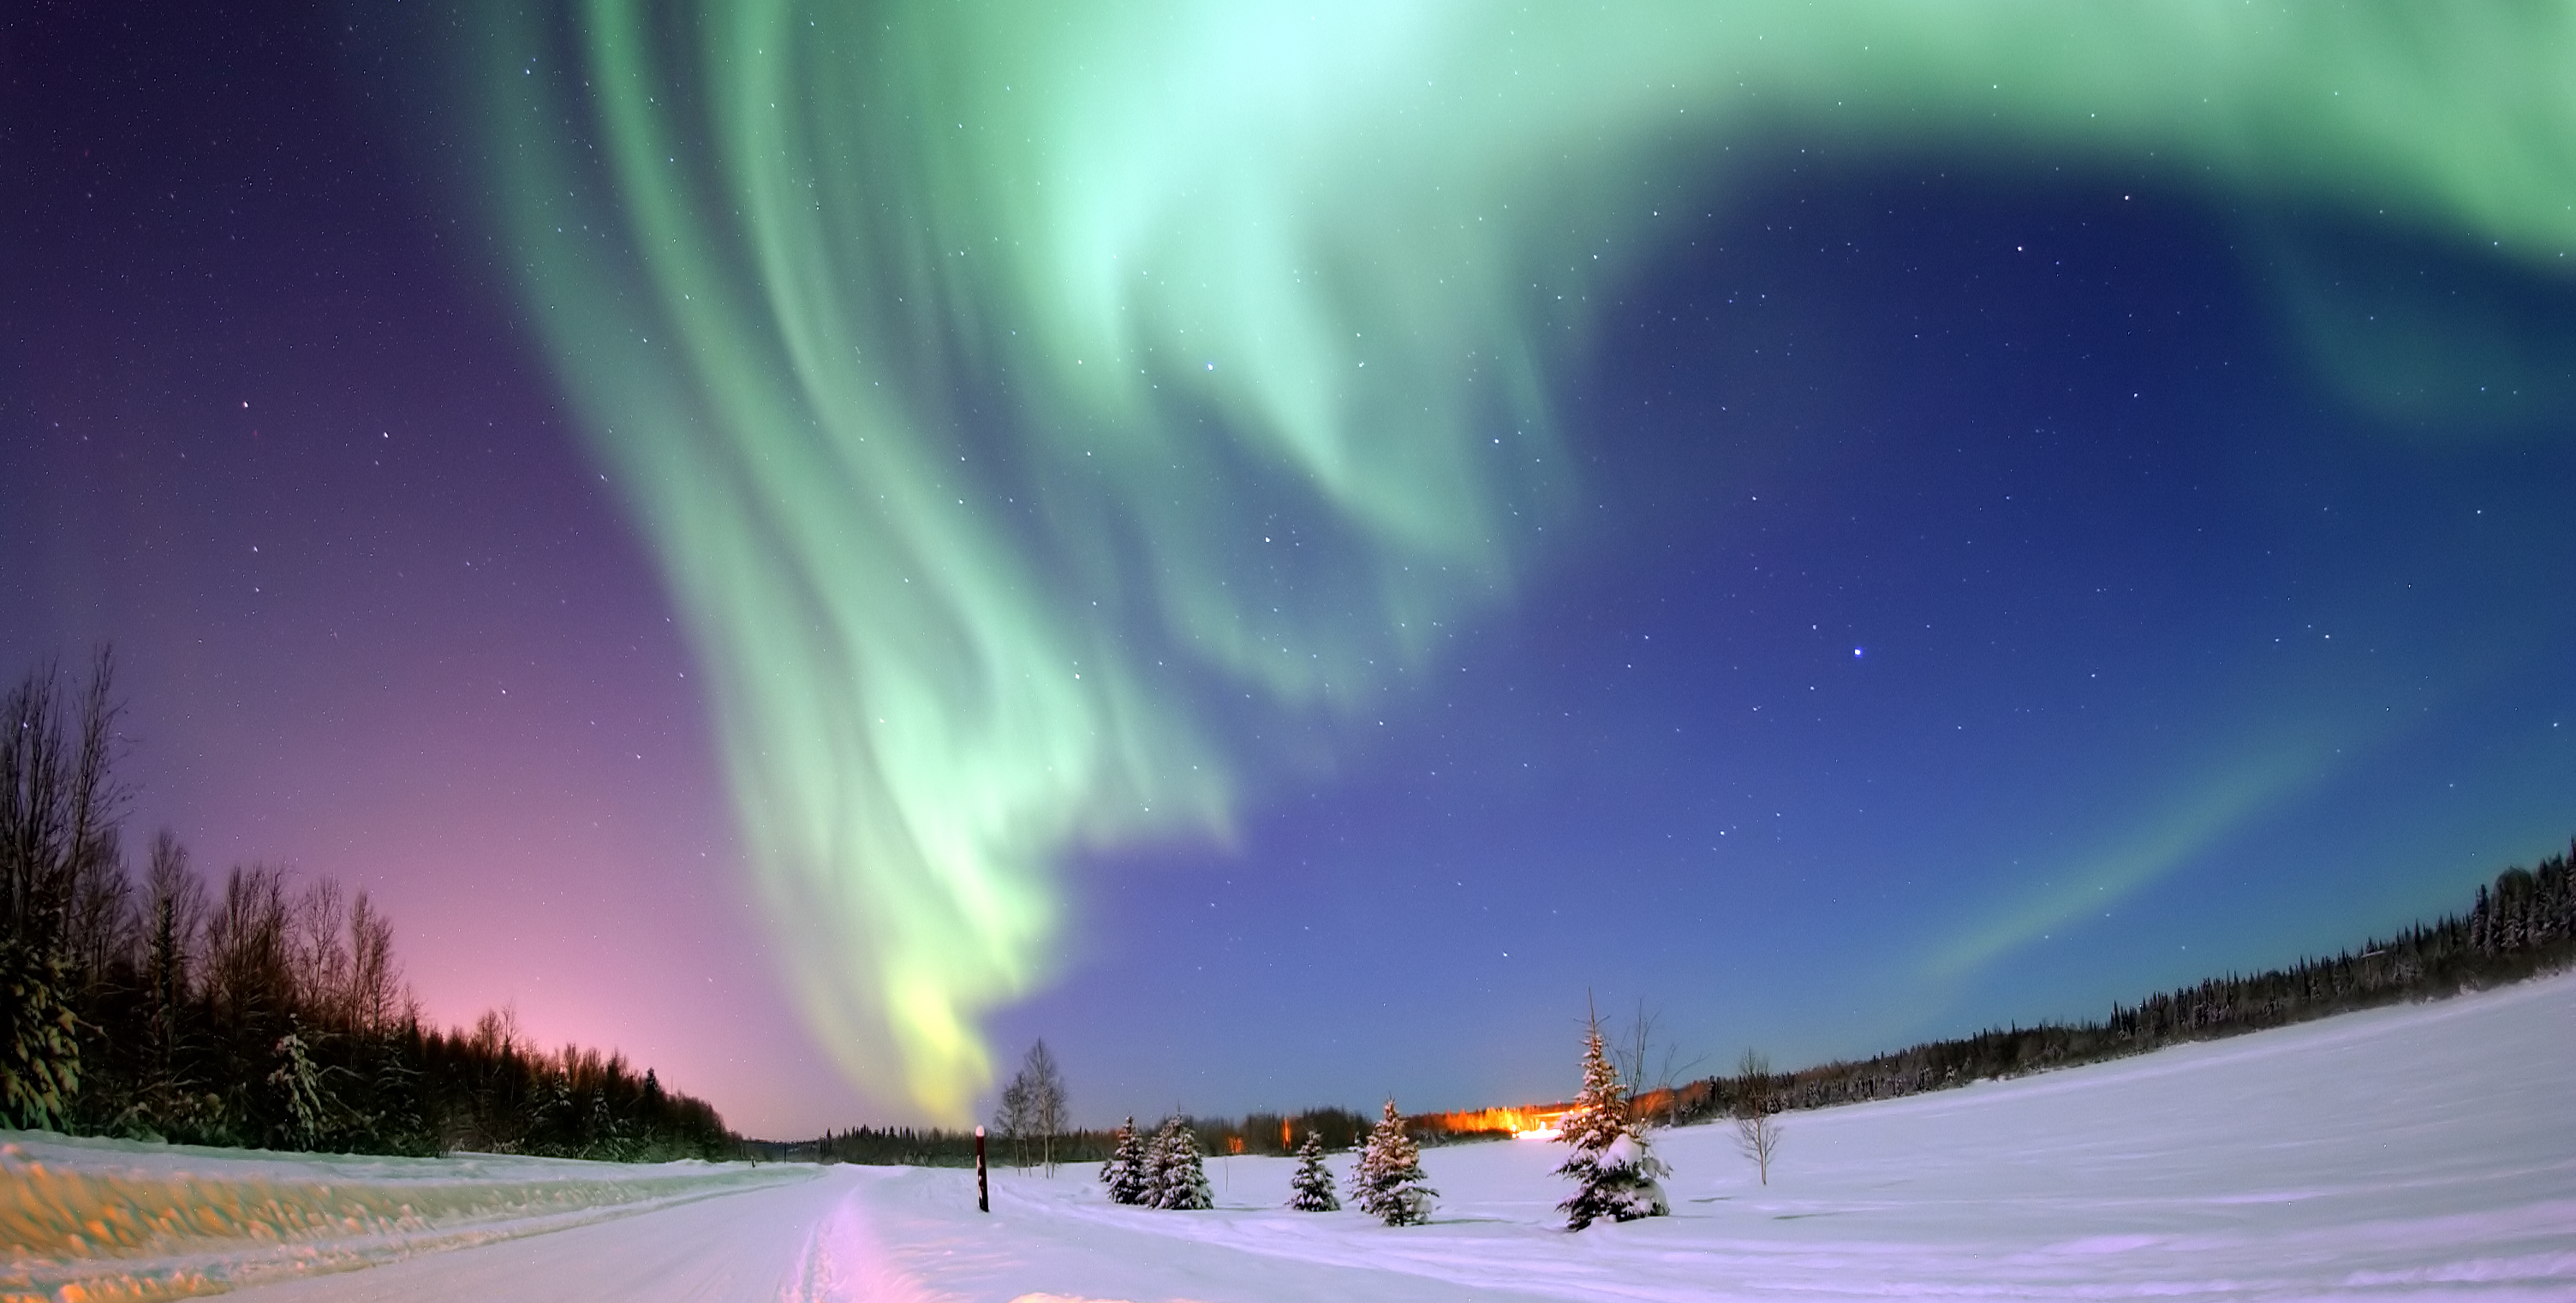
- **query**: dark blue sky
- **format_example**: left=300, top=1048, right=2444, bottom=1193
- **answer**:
left=1013, top=160, right=2576, bottom=1120
left=7, top=3, right=2571, bottom=1134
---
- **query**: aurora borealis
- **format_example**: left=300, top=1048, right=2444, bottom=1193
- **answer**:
left=7, top=2, right=2574, bottom=1133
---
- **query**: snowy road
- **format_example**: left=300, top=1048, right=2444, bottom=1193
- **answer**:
left=14, top=972, right=2573, bottom=1301
left=215, top=1168, right=850, bottom=1303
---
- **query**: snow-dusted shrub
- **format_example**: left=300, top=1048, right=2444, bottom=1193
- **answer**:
left=1287, top=1130, right=1340, bottom=1211
left=1349, top=1099, right=1435, bottom=1226
left=1555, top=1018, right=1669, bottom=1229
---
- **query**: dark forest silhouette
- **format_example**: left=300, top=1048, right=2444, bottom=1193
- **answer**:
left=782, top=1105, right=1377, bottom=1169
left=1416, top=841, right=2576, bottom=1140
left=1664, top=844, right=2574, bottom=1126
left=2, top=654, right=730, bottom=1158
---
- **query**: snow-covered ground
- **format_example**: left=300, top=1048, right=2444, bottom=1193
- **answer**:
left=10, top=972, right=2572, bottom=1301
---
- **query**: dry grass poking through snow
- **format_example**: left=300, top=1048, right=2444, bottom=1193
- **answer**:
left=0, top=1139, right=802, bottom=1302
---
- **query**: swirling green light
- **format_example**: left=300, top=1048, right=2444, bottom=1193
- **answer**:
left=463, top=1, right=2576, bottom=1117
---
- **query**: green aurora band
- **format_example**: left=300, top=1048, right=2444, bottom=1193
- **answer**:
left=464, top=1, right=2576, bottom=1118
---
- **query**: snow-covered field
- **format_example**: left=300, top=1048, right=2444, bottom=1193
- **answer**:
left=10, top=972, right=2572, bottom=1301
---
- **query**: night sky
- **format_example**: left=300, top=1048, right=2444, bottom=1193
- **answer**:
left=7, top=3, right=2572, bottom=1138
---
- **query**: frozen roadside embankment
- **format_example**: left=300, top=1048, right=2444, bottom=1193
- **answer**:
left=0, top=1136, right=812, bottom=1301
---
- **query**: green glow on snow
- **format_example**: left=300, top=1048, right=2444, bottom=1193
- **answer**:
left=462, top=0, right=2576, bottom=1118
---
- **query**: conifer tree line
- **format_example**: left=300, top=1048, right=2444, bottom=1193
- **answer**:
left=1563, top=841, right=2576, bottom=1133
left=1, top=656, right=730, bottom=1158
left=808, top=1105, right=1378, bottom=1168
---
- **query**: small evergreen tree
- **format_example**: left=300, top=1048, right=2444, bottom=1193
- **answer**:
left=1287, top=1129, right=1340, bottom=1211
left=267, top=1018, right=337, bottom=1151
left=586, top=1088, right=624, bottom=1160
left=1150, top=1116, right=1213, bottom=1210
left=1555, top=1014, right=1669, bottom=1230
left=1349, top=1099, right=1435, bottom=1226
left=1, top=937, right=80, bottom=1131
left=1100, top=1116, right=1154, bottom=1205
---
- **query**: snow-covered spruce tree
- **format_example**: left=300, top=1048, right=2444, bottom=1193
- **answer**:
left=269, top=1018, right=337, bottom=1151
left=1100, top=1116, right=1153, bottom=1205
left=1349, top=1099, right=1435, bottom=1226
left=1, top=937, right=80, bottom=1131
left=1150, top=1116, right=1213, bottom=1210
left=1287, top=1129, right=1340, bottom=1211
left=1554, top=1015, right=1669, bottom=1230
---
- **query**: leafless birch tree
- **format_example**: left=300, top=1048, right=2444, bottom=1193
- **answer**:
left=1735, top=1048, right=1782, bottom=1185
left=994, top=1039, right=1069, bottom=1173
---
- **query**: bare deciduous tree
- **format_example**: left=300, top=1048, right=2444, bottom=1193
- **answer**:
left=993, top=1039, right=1069, bottom=1173
left=205, top=865, right=294, bottom=1034
left=292, top=877, right=351, bottom=1026
left=1, top=651, right=127, bottom=922
left=347, top=890, right=406, bottom=1036
left=993, top=1067, right=1033, bottom=1168
left=67, top=828, right=136, bottom=1004
left=143, top=830, right=206, bottom=1080
left=462, top=1003, right=532, bottom=1152
left=1735, top=1049, right=1782, bottom=1185
left=1613, top=999, right=1703, bottom=1129
left=471, top=1003, right=524, bottom=1057
left=1026, top=1040, right=1067, bottom=1174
